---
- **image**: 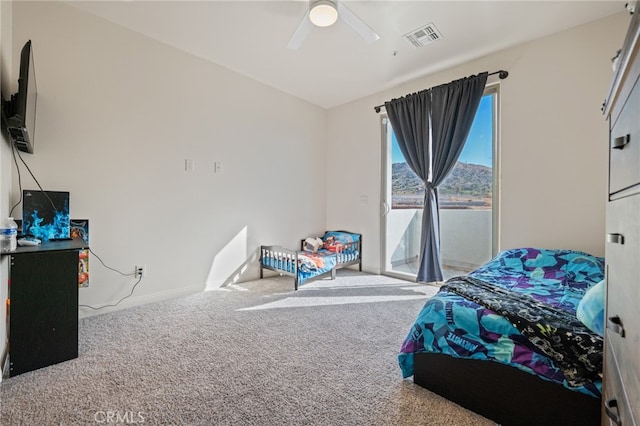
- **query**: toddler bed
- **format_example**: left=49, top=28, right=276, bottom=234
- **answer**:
left=260, top=231, right=361, bottom=290
left=399, top=248, right=605, bottom=426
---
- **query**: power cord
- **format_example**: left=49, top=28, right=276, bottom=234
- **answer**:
left=9, top=142, right=23, bottom=217
left=88, top=248, right=135, bottom=277
left=79, top=275, right=143, bottom=310
left=79, top=250, right=141, bottom=310
left=12, top=144, right=57, bottom=212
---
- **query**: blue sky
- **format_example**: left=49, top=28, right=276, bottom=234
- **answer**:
left=391, top=94, right=493, bottom=167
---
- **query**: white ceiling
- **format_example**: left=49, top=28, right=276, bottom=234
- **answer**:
left=67, top=1, right=628, bottom=109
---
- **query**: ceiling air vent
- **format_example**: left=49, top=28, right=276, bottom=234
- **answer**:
left=403, top=23, right=443, bottom=48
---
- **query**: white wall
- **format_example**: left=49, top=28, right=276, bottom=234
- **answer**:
left=3, top=3, right=630, bottom=321
left=327, top=12, right=630, bottom=272
left=10, top=1, right=327, bottom=316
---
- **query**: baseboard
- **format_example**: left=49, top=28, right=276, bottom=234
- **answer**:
left=441, top=259, right=478, bottom=272
left=360, top=266, right=380, bottom=275
left=78, top=285, right=202, bottom=318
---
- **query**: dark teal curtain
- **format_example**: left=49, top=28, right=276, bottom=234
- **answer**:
left=385, top=72, right=488, bottom=283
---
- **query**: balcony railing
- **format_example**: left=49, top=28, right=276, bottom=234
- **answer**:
left=386, top=208, right=492, bottom=277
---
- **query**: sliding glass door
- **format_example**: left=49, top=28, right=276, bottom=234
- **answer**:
left=381, top=88, right=499, bottom=280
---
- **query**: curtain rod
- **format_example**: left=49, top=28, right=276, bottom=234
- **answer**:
left=373, top=69, right=509, bottom=113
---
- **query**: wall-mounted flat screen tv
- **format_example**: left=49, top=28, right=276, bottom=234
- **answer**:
left=4, top=40, right=37, bottom=154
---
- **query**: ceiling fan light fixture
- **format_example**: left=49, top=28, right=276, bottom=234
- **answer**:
left=309, top=0, right=338, bottom=27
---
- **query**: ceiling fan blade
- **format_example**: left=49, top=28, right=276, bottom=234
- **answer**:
left=287, top=14, right=313, bottom=50
left=337, top=1, right=379, bottom=44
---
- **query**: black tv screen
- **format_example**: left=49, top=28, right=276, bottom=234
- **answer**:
left=6, top=40, right=37, bottom=154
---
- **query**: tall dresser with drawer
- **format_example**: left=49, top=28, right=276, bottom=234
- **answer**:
left=602, top=3, right=640, bottom=426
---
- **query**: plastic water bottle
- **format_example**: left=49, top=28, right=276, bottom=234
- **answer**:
left=0, top=217, right=18, bottom=253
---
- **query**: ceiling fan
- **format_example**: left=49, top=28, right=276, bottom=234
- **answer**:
left=287, top=0, right=380, bottom=50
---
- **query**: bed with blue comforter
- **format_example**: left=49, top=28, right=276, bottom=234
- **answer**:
left=400, top=248, right=605, bottom=425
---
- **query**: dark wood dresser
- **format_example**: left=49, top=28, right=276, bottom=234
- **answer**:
left=1, top=238, right=88, bottom=377
left=602, top=2, right=640, bottom=425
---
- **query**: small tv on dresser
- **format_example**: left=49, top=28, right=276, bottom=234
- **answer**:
left=22, top=190, right=70, bottom=241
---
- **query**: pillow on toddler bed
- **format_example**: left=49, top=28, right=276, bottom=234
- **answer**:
left=322, top=231, right=360, bottom=253
left=303, top=237, right=324, bottom=253
left=323, top=231, right=360, bottom=243
left=576, top=279, right=606, bottom=336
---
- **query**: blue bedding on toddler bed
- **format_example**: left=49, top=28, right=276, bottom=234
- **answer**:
left=398, top=248, right=605, bottom=398
left=297, top=250, right=338, bottom=283
left=261, top=230, right=361, bottom=286
left=299, top=231, right=360, bottom=284
left=297, top=249, right=360, bottom=284
left=261, top=250, right=357, bottom=284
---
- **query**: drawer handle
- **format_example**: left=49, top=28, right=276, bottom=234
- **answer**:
left=607, top=233, right=624, bottom=244
left=612, top=134, right=630, bottom=149
left=607, top=316, right=626, bottom=337
left=605, top=398, right=621, bottom=425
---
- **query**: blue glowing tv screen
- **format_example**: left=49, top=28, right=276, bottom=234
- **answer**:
left=22, top=190, right=70, bottom=240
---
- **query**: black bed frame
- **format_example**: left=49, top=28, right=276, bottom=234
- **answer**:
left=413, top=353, right=601, bottom=426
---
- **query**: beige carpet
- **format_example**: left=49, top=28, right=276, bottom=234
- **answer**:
left=0, top=270, right=495, bottom=425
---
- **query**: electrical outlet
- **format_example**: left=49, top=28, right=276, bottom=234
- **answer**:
left=135, top=264, right=146, bottom=278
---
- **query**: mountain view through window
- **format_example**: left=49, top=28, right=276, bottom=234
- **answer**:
left=391, top=94, right=494, bottom=210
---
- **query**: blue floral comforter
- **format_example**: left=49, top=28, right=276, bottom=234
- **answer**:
left=398, top=248, right=605, bottom=398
